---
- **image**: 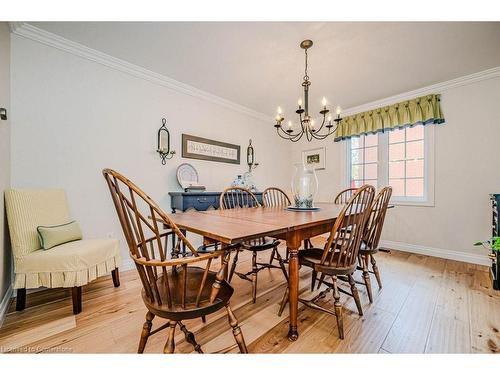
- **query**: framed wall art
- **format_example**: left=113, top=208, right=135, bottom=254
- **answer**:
left=182, top=134, right=240, bottom=164
left=302, top=147, right=326, bottom=170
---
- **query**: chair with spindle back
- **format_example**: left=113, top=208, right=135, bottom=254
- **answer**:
left=334, top=187, right=359, bottom=204
left=103, top=169, right=248, bottom=354
left=262, top=187, right=291, bottom=264
left=278, top=185, right=375, bottom=339
left=355, top=186, right=392, bottom=302
left=221, top=187, right=288, bottom=303
left=263, top=187, right=291, bottom=208
left=303, top=187, right=359, bottom=251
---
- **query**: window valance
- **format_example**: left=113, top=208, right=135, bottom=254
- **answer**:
left=334, top=94, right=444, bottom=141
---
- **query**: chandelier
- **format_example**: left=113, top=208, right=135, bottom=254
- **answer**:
left=274, top=40, right=342, bottom=142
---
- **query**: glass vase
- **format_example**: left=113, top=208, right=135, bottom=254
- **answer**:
left=291, top=162, right=318, bottom=208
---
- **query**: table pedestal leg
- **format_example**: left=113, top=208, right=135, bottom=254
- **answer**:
left=287, top=239, right=300, bottom=341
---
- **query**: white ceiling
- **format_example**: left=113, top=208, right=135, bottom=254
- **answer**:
left=30, top=22, right=500, bottom=117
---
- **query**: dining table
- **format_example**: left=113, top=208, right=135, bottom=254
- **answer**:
left=165, top=202, right=346, bottom=341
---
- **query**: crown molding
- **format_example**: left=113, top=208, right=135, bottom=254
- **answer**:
left=10, top=23, right=500, bottom=124
left=343, top=65, right=500, bottom=117
left=10, top=22, right=273, bottom=123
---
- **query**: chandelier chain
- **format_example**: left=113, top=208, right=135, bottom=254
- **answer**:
left=303, top=48, right=309, bottom=82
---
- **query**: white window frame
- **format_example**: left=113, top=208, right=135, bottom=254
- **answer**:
left=342, top=125, right=435, bottom=207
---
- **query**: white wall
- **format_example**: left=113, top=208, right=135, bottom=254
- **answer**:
left=10, top=35, right=292, bottom=262
left=0, top=23, right=12, bottom=311
left=291, top=76, right=500, bottom=263
left=10, top=31, right=500, bottom=269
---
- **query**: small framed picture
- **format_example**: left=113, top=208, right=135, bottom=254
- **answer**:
left=302, top=147, right=326, bottom=170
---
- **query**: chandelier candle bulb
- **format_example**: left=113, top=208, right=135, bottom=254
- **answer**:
left=336, top=106, right=341, bottom=115
left=322, top=97, right=327, bottom=107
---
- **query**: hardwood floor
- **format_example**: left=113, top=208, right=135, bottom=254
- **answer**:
left=0, top=241, right=498, bottom=354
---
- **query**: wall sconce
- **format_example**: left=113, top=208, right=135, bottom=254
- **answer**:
left=247, top=139, right=259, bottom=172
left=157, top=118, right=175, bottom=165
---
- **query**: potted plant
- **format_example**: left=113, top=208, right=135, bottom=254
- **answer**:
left=474, top=236, right=500, bottom=252
left=474, top=237, right=500, bottom=290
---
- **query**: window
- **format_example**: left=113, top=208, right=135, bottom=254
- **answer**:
left=346, top=124, right=434, bottom=206
left=350, top=133, right=378, bottom=189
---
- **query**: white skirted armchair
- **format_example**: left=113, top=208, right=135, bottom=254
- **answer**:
left=5, top=189, right=121, bottom=314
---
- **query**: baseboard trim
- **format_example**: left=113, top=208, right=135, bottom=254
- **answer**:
left=121, top=258, right=135, bottom=272
left=0, top=284, right=14, bottom=328
left=379, top=240, right=490, bottom=266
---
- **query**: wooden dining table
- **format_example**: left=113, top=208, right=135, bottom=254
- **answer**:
left=166, top=202, right=345, bottom=341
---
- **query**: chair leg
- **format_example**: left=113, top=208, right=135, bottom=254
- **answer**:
left=269, top=247, right=276, bottom=265
left=137, top=311, right=154, bottom=353
left=311, top=270, right=317, bottom=291
left=111, top=268, right=120, bottom=287
left=16, top=288, right=26, bottom=311
left=72, top=286, right=82, bottom=315
left=226, top=304, right=248, bottom=353
left=278, top=287, right=289, bottom=317
left=251, top=251, right=258, bottom=303
left=371, top=254, right=382, bottom=289
left=201, top=315, right=206, bottom=323
left=332, top=277, right=344, bottom=339
left=164, top=322, right=177, bottom=354
left=179, top=321, right=203, bottom=353
left=362, top=255, right=374, bottom=303
left=275, top=251, right=288, bottom=281
left=228, top=250, right=239, bottom=283
left=348, top=273, right=363, bottom=316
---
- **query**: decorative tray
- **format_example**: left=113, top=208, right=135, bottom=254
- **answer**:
left=286, top=206, right=321, bottom=212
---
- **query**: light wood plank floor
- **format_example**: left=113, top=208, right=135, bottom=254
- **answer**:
left=1, top=241, right=499, bottom=354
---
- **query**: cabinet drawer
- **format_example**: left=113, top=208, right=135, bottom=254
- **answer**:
left=184, top=195, right=219, bottom=211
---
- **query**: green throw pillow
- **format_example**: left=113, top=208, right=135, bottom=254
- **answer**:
left=37, top=220, right=83, bottom=250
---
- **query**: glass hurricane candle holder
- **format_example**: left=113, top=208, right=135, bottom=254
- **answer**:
left=291, top=162, right=318, bottom=208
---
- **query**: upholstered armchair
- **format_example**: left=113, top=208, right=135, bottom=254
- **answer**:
left=5, top=189, right=121, bottom=314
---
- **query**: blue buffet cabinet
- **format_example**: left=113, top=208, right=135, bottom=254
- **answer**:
left=169, top=191, right=263, bottom=213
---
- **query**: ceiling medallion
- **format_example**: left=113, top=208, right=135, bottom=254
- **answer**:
left=274, top=40, right=342, bottom=142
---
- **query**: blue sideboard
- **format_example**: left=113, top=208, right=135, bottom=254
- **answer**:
left=169, top=191, right=263, bottom=213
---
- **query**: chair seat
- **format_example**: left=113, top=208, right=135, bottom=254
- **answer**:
left=299, top=248, right=357, bottom=276
left=14, top=238, right=121, bottom=289
left=142, top=266, right=233, bottom=321
left=241, top=237, right=279, bottom=251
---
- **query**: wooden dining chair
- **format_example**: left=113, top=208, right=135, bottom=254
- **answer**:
left=263, top=187, right=291, bottom=208
left=355, top=186, right=392, bottom=302
left=221, top=187, right=288, bottom=303
left=334, top=187, right=358, bottom=204
left=103, top=169, right=248, bottom=354
left=278, top=185, right=375, bottom=339
left=262, top=187, right=291, bottom=263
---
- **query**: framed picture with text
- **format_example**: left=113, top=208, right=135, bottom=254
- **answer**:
left=182, top=134, right=241, bottom=164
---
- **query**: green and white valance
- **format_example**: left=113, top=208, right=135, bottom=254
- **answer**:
left=334, top=94, right=444, bottom=141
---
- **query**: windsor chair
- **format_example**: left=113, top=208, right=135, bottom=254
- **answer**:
left=278, top=185, right=375, bottom=339
left=221, top=187, right=288, bottom=303
left=334, top=187, right=358, bottom=204
left=355, top=186, right=392, bottom=302
left=103, top=169, right=248, bottom=354
left=262, top=187, right=292, bottom=263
